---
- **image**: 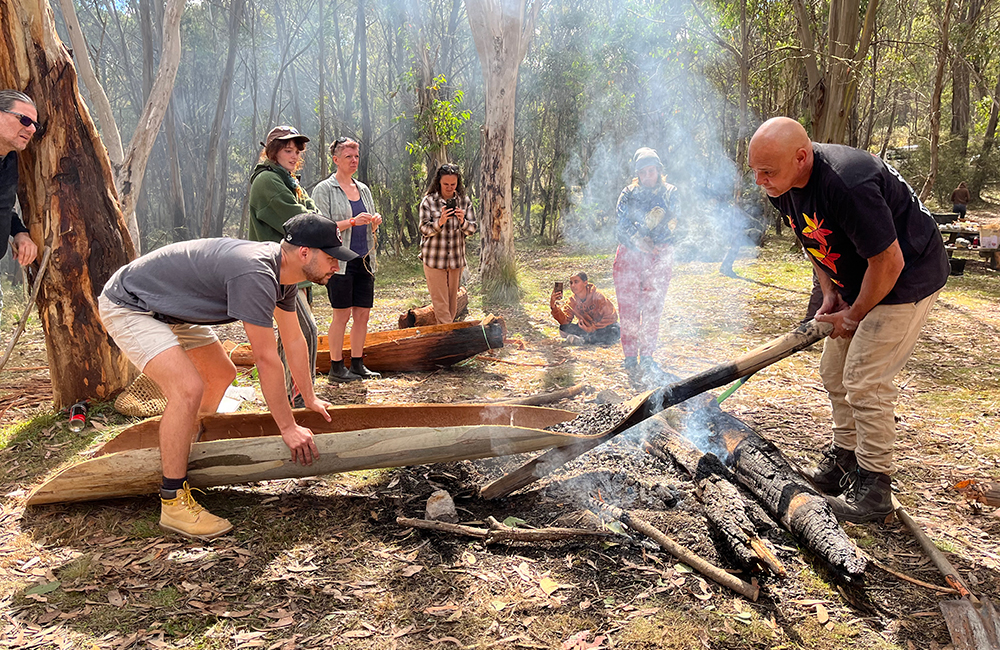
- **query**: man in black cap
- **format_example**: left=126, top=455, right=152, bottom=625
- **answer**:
left=99, top=214, right=358, bottom=539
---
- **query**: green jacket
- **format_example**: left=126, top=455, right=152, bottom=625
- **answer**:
left=248, top=160, right=317, bottom=243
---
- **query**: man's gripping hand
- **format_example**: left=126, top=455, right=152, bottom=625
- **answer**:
left=303, top=395, right=333, bottom=422
left=280, top=423, right=320, bottom=466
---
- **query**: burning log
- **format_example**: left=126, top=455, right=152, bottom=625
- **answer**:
left=479, top=320, right=833, bottom=500
left=398, top=287, right=469, bottom=328
left=643, top=416, right=786, bottom=577
left=587, top=498, right=759, bottom=601
left=705, top=410, right=869, bottom=583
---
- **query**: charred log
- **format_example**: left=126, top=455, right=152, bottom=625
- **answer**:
left=708, top=411, right=869, bottom=583
left=644, top=416, right=786, bottom=577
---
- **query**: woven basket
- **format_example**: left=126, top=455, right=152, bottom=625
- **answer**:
left=114, top=373, right=167, bottom=417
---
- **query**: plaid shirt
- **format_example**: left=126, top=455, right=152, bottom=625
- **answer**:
left=418, top=192, right=477, bottom=269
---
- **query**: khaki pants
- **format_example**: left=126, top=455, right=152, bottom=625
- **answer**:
left=819, top=290, right=940, bottom=474
left=423, top=265, right=463, bottom=325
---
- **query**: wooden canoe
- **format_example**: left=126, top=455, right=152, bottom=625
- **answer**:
left=26, top=403, right=576, bottom=506
left=224, top=316, right=504, bottom=373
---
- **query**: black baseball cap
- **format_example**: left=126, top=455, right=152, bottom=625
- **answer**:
left=283, top=213, right=359, bottom=261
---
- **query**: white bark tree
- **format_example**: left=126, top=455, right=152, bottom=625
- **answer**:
left=466, top=0, right=540, bottom=304
left=56, top=0, right=186, bottom=253
left=792, top=0, right=878, bottom=144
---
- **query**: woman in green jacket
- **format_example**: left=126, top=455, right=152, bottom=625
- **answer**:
left=248, top=125, right=319, bottom=406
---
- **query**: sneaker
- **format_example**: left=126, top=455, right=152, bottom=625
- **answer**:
left=804, top=445, right=858, bottom=496
left=564, top=334, right=585, bottom=346
left=160, top=482, right=233, bottom=540
left=825, top=468, right=894, bottom=524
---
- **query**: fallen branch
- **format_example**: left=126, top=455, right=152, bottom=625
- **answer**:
left=3, top=366, right=49, bottom=372
left=476, top=356, right=560, bottom=368
left=0, top=246, right=52, bottom=374
left=499, top=383, right=588, bottom=406
left=588, top=499, right=759, bottom=601
left=868, top=555, right=959, bottom=594
left=396, top=516, right=614, bottom=544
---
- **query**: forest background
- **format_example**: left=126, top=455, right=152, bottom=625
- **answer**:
left=4, top=0, right=995, bottom=273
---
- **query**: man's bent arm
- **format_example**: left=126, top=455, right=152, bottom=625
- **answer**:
left=244, top=321, right=320, bottom=465
left=846, top=240, right=905, bottom=322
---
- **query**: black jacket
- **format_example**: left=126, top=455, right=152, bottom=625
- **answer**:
left=0, top=152, right=29, bottom=259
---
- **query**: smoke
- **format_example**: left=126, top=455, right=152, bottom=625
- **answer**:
left=559, top=2, right=766, bottom=265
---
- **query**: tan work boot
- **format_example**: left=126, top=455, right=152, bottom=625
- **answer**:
left=160, top=482, right=233, bottom=540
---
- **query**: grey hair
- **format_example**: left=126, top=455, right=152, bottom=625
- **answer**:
left=0, top=90, right=35, bottom=112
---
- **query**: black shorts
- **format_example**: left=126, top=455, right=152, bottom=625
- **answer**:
left=326, top=256, right=375, bottom=309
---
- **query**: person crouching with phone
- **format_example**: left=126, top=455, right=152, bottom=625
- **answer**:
left=418, top=163, right=477, bottom=324
left=550, top=273, right=620, bottom=346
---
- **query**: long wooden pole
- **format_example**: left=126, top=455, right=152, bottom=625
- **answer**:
left=480, top=320, right=832, bottom=499
left=0, top=246, right=51, bottom=373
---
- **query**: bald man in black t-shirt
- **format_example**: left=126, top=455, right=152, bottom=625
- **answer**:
left=748, top=117, right=948, bottom=524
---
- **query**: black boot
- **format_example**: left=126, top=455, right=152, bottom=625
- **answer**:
left=804, top=445, right=858, bottom=496
left=328, top=359, right=361, bottom=383
left=350, top=357, right=381, bottom=379
left=825, top=467, right=894, bottom=524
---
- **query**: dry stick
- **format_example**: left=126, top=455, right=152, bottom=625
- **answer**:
left=396, top=516, right=614, bottom=544
left=868, top=555, right=959, bottom=595
left=0, top=246, right=52, bottom=374
left=499, top=383, right=588, bottom=406
left=476, top=355, right=559, bottom=368
left=589, top=499, right=759, bottom=601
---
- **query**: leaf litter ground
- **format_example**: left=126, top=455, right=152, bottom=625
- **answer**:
left=1, top=223, right=999, bottom=649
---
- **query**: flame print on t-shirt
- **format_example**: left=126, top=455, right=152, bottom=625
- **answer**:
left=801, top=213, right=832, bottom=247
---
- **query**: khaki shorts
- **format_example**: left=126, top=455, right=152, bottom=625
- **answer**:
left=98, top=294, right=218, bottom=371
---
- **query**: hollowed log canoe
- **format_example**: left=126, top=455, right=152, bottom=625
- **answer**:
left=26, top=403, right=575, bottom=506
left=225, top=316, right=504, bottom=374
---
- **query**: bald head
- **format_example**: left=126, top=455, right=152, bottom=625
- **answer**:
left=748, top=117, right=814, bottom=197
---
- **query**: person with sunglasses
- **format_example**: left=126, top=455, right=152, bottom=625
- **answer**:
left=248, top=126, right=320, bottom=406
left=0, top=90, right=40, bottom=323
left=417, top=163, right=477, bottom=325
left=312, top=137, right=383, bottom=382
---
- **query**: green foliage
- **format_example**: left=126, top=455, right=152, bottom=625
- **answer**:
left=406, top=74, right=472, bottom=162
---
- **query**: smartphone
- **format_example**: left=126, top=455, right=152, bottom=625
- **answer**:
left=445, top=198, right=458, bottom=210
left=554, top=281, right=563, bottom=293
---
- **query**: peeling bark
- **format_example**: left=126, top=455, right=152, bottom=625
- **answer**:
left=0, top=0, right=135, bottom=406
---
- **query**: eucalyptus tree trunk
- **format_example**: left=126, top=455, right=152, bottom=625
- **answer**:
left=56, top=0, right=124, bottom=165
left=971, top=71, right=1000, bottom=201
left=0, top=0, right=135, bottom=407
left=466, top=0, right=540, bottom=304
left=116, top=0, right=185, bottom=253
left=357, top=0, right=372, bottom=185
left=792, top=0, right=878, bottom=144
left=201, top=0, right=245, bottom=237
left=920, top=0, right=954, bottom=202
left=317, top=0, right=328, bottom=178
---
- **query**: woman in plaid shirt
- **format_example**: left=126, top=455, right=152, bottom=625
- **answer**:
left=418, top=164, right=478, bottom=324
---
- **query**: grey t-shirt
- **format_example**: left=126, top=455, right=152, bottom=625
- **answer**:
left=103, top=238, right=296, bottom=327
